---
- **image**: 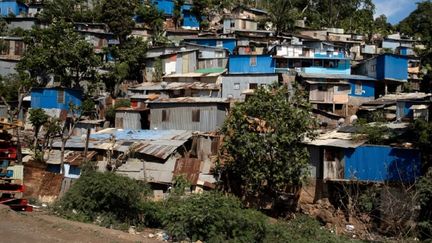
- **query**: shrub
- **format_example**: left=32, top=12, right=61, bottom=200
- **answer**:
left=162, top=192, right=352, bottom=242
left=265, top=215, right=348, bottom=243
left=55, top=171, right=150, bottom=225
left=162, top=192, right=269, bottom=242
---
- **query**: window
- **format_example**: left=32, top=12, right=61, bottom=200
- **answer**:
left=192, top=109, right=200, bottom=122
left=230, top=21, right=235, bottom=28
left=324, top=60, right=336, bottom=68
left=215, top=51, right=224, bottom=58
left=57, top=90, right=65, bottom=104
left=216, top=40, right=223, bottom=47
left=250, top=55, right=257, bottom=66
left=234, top=83, right=240, bottom=90
left=1, top=41, right=9, bottom=55
left=241, top=20, right=246, bottom=29
left=14, top=41, right=24, bottom=56
left=318, top=85, right=326, bottom=91
left=249, top=83, right=258, bottom=90
left=162, top=110, right=169, bottom=122
left=371, top=64, right=376, bottom=72
left=354, top=81, right=362, bottom=95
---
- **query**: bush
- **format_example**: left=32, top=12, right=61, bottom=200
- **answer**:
left=264, top=215, right=348, bottom=243
left=418, top=171, right=432, bottom=240
left=55, top=171, right=150, bottom=225
left=105, top=99, right=131, bottom=123
left=161, top=192, right=351, bottom=243
left=163, top=192, right=268, bottom=242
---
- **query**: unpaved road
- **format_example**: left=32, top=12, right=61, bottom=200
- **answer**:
left=0, top=205, right=162, bottom=243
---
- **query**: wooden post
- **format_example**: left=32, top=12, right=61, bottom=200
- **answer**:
left=83, top=128, right=91, bottom=164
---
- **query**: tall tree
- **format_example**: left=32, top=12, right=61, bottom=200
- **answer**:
left=266, top=0, right=300, bottom=34
left=99, top=0, right=139, bottom=45
left=398, top=1, right=432, bottom=92
left=136, top=2, right=166, bottom=45
left=173, top=0, right=185, bottom=29
left=18, top=20, right=101, bottom=88
left=373, top=14, right=393, bottom=37
left=38, top=0, right=98, bottom=23
left=0, top=72, right=35, bottom=163
left=102, top=37, right=148, bottom=96
left=219, top=84, right=317, bottom=211
left=191, top=0, right=211, bottom=30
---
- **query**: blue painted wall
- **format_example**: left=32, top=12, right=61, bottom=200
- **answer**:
left=46, top=164, right=81, bottom=178
left=344, top=145, right=421, bottom=182
left=349, top=80, right=375, bottom=97
left=185, top=38, right=236, bottom=53
left=153, top=0, right=174, bottom=16
left=301, top=59, right=351, bottom=75
left=0, top=1, right=28, bottom=17
left=151, top=0, right=199, bottom=28
left=314, top=52, right=345, bottom=58
left=181, top=4, right=199, bottom=28
left=376, top=54, right=408, bottom=81
left=228, top=55, right=275, bottom=74
left=31, top=88, right=83, bottom=111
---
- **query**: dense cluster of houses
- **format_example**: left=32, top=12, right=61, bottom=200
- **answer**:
left=0, top=0, right=430, bottom=199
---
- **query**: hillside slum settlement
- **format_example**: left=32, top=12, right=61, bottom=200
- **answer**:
left=0, top=1, right=430, bottom=209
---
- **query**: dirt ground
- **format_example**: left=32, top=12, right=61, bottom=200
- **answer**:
left=0, top=205, right=162, bottom=243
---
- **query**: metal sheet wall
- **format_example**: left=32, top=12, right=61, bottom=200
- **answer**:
left=221, top=74, right=278, bottom=100
left=344, top=145, right=421, bottom=182
left=115, top=111, right=142, bottom=129
left=149, top=103, right=228, bottom=132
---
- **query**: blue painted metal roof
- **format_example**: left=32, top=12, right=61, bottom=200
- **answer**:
left=300, top=73, right=377, bottom=81
left=90, top=129, right=192, bottom=141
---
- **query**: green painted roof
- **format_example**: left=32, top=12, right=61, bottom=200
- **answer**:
left=194, top=67, right=225, bottom=74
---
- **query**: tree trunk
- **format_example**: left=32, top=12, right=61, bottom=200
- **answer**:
left=60, top=139, right=66, bottom=175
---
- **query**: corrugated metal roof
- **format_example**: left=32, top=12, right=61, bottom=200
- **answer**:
left=129, top=82, right=220, bottom=91
left=164, top=72, right=225, bottom=78
left=300, top=73, right=377, bottom=81
left=173, top=158, right=202, bottom=185
left=52, top=129, right=193, bottom=160
left=65, top=151, right=97, bottom=166
left=306, top=80, right=350, bottom=85
left=45, top=150, right=97, bottom=165
left=410, top=104, right=429, bottom=110
left=304, top=130, right=366, bottom=148
left=147, top=97, right=229, bottom=104
left=92, top=129, right=193, bottom=140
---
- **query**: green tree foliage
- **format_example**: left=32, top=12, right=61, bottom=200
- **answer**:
left=102, top=37, right=148, bottom=96
left=398, top=1, right=432, bottom=44
left=38, top=0, right=98, bottom=23
left=153, top=58, right=164, bottom=82
left=354, top=120, right=391, bottom=145
left=163, top=192, right=268, bottom=242
left=0, top=74, right=22, bottom=102
left=29, top=108, right=49, bottom=148
left=99, top=0, right=139, bottom=45
left=18, top=20, right=101, bottom=88
left=417, top=170, right=432, bottom=240
left=410, top=119, right=432, bottom=240
left=56, top=171, right=151, bottom=225
left=373, top=14, right=393, bottom=37
left=219, top=85, right=317, bottom=207
left=191, top=0, right=211, bottom=30
left=136, top=3, right=167, bottom=45
left=161, top=192, right=350, bottom=242
left=398, top=1, right=432, bottom=91
left=173, top=0, right=185, bottom=29
left=266, top=0, right=299, bottom=34
left=105, top=99, right=131, bottom=124
left=263, top=0, right=376, bottom=35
